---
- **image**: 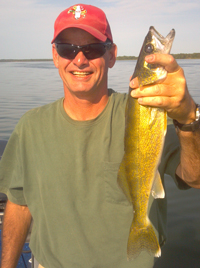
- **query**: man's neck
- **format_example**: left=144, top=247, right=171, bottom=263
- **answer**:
left=63, top=90, right=109, bottom=121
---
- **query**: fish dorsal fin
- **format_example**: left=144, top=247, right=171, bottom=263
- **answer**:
left=151, top=171, right=165, bottom=199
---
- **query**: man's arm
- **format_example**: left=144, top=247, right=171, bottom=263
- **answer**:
left=130, top=54, right=200, bottom=188
left=1, top=200, right=32, bottom=268
left=175, top=130, right=200, bottom=188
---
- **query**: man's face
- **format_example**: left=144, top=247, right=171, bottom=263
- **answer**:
left=52, top=28, right=117, bottom=99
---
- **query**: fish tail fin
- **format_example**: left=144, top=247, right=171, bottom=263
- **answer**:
left=127, top=220, right=161, bottom=260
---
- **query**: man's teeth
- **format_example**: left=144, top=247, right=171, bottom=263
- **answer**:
left=72, top=72, right=91, bottom=76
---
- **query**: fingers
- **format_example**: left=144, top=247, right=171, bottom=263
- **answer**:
left=129, top=53, right=196, bottom=123
left=129, top=72, right=168, bottom=108
left=137, top=96, right=173, bottom=108
left=145, top=54, right=180, bottom=73
left=129, top=66, right=184, bottom=111
left=131, top=84, right=162, bottom=97
left=129, top=77, right=139, bottom=89
left=129, top=54, right=183, bottom=105
left=129, top=54, right=180, bottom=90
left=130, top=84, right=176, bottom=109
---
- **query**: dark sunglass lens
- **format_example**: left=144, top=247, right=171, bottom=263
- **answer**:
left=55, top=44, right=77, bottom=60
left=83, top=44, right=106, bottom=60
left=55, top=43, right=110, bottom=60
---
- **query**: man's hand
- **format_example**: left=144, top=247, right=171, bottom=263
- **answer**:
left=130, top=54, right=196, bottom=124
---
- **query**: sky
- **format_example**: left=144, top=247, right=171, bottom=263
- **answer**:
left=0, top=0, right=200, bottom=59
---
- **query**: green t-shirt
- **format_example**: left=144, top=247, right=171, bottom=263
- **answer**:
left=0, top=90, right=181, bottom=268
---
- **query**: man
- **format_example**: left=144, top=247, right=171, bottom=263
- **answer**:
left=0, top=4, right=200, bottom=268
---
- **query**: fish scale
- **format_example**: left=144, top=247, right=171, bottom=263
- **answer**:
left=117, top=26, right=175, bottom=260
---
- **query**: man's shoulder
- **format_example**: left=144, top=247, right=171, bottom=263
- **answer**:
left=16, top=98, right=63, bottom=130
left=108, top=88, right=127, bottom=103
left=108, top=89, right=127, bottom=111
left=21, top=98, right=62, bottom=120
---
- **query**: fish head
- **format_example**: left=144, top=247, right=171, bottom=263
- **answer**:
left=133, top=26, right=175, bottom=86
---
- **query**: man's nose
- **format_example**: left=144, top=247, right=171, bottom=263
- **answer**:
left=72, top=51, right=89, bottom=67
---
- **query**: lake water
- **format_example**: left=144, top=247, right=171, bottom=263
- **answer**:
left=0, top=60, right=200, bottom=267
left=1, top=59, right=200, bottom=140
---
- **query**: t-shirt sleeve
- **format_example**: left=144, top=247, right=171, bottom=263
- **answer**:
left=0, top=125, right=27, bottom=205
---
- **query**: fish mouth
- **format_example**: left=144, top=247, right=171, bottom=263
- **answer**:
left=149, top=26, right=175, bottom=42
left=149, top=26, right=175, bottom=53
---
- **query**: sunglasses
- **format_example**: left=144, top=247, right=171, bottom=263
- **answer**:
left=55, top=42, right=112, bottom=60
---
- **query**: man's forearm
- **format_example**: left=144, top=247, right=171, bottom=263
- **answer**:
left=1, top=200, right=32, bottom=268
left=176, top=129, right=200, bottom=188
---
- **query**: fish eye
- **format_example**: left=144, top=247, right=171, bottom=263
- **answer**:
left=144, top=43, right=154, bottom=54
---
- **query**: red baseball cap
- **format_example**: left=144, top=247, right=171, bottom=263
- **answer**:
left=51, top=4, right=113, bottom=44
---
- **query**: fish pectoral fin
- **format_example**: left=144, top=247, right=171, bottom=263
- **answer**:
left=151, top=171, right=165, bottom=199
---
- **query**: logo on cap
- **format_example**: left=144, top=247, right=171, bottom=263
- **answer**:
left=68, top=5, right=87, bottom=20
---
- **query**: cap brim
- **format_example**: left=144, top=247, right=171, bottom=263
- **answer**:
left=51, top=25, right=107, bottom=44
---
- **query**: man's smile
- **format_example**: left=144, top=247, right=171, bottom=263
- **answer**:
left=71, top=71, right=93, bottom=77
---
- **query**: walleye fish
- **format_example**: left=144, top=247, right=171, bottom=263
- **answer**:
left=117, top=26, right=175, bottom=260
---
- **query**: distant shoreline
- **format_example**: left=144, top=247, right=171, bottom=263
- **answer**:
left=0, top=59, right=53, bottom=62
left=1, top=53, right=200, bottom=62
left=117, top=53, right=200, bottom=60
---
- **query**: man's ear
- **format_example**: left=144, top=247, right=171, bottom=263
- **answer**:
left=108, top=44, right=117, bottom=68
left=52, top=44, right=59, bottom=68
